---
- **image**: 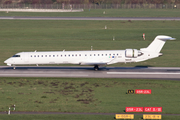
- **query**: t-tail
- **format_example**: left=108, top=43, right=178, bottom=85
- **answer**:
left=140, top=35, right=176, bottom=53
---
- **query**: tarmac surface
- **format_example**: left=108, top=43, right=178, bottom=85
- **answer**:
left=0, top=66, right=180, bottom=79
left=1, top=16, right=180, bottom=20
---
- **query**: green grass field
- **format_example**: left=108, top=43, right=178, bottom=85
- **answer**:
left=0, top=78, right=180, bottom=120
left=0, top=20, right=179, bottom=67
left=0, top=78, right=180, bottom=114
left=0, top=114, right=180, bottom=120
left=0, top=9, right=180, bottom=17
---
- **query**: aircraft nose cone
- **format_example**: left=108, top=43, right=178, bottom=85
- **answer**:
left=4, top=58, right=12, bottom=66
left=4, top=59, right=8, bottom=63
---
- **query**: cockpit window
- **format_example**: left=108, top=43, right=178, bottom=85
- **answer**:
left=12, top=55, right=20, bottom=57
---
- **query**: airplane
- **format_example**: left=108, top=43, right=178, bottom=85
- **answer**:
left=4, top=35, right=175, bottom=70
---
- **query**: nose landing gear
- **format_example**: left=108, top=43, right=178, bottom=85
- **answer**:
left=13, top=65, right=16, bottom=70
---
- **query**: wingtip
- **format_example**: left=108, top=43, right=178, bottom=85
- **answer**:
left=170, top=38, right=176, bottom=40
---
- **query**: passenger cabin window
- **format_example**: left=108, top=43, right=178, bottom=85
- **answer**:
left=13, top=55, right=20, bottom=57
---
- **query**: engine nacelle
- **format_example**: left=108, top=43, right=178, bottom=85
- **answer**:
left=125, top=49, right=138, bottom=58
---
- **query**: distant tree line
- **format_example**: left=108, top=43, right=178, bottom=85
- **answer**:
left=0, top=0, right=180, bottom=4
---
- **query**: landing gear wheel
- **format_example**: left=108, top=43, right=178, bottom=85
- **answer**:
left=94, top=65, right=99, bottom=71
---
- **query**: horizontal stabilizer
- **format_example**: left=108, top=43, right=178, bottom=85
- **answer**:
left=157, top=36, right=176, bottom=41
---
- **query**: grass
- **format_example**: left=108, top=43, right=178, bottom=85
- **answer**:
left=0, top=114, right=114, bottom=120
left=0, top=78, right=180, bottom=114
left=0, top=20, right=179, bottom=67
left=0, top=114, right=180, bottom=120
left=0, top=9, right=180, bottom=17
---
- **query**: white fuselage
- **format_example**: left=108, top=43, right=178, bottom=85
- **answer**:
left=4, top=50, right=159, bottom=66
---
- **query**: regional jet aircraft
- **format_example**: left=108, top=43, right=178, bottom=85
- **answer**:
left=4, top=35, right=175, bottom=70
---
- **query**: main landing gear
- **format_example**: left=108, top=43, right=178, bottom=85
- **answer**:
left=94, top=65, right=99, bottom=71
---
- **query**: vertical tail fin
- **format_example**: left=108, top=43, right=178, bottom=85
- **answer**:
left=141, top=35, right=175, bottom=52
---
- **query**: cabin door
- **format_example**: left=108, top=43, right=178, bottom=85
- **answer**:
left=24, top=53, right=29, bottom=63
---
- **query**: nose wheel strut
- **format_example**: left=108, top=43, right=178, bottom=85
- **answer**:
left=13, top=65, right=16, bottom=70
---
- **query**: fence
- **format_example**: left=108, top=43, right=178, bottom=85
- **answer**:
left=0, top=4, right=179, bottom=9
